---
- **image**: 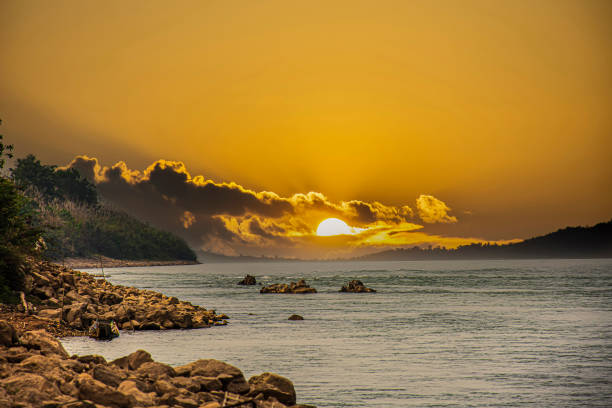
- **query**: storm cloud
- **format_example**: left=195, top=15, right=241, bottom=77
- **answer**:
left=64, top=156, right=462, bottom=256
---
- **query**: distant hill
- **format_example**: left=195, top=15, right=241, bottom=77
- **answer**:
left=358, top=220, right=612, bottom=261
left=12, top=154, right=197, bottom=263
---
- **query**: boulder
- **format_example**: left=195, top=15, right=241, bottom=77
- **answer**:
left=74, top=373, right=131, bottom=408
left=117, top=380, right=156, bottom=406
left=339, top=280, right=376, bottom=293
left=0, top=373, right=61, bottom=407
left=111, top=349, right=153, bottom=370
left=19, top=329, right=69, bottom=358
left=288, top=314, right=304, bottom=321
left=154, top=379, right=178, bottom=396
left=237, top=275, right=257, bottom=285
left=136, top=361, right=176, bottom=380
left=0, top=320, right=19, bottom=346
left=93, top=365, right=127, bottom=388
left=175, top=359, right=249, bottom=394
left=248, top=372, right=296, bottom=406
left=37, top=308, right=62, bottom=320
left=260, top=280, right=317, bottom=294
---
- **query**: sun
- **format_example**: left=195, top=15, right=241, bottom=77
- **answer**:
left=316, top=218, right=356, bottom=236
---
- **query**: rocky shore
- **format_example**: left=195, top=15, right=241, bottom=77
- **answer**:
left=0, top=320, right=314, bottom=408
left=62, top=257, right=199, bottom=270
left=15, top=259, right=227, bottom=336
left=339, top=280, right=376, bottom=293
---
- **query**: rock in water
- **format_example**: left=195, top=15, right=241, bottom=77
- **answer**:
left=248, top=372, right=297, bottom=406
left=340, top=280, right=376, bottom=293
left=238, top=274, right=257, bottom=285
left=288, top=314, right=304, bottom=320
left=260, top=279, right=317, bottom=294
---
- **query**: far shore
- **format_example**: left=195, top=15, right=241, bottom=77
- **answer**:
left=62, top=257, right=200, bottom=269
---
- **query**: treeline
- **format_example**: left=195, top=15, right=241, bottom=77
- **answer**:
left=11, top=154, right=197, bottom=263
left=359, top=220, right=612, bottom=261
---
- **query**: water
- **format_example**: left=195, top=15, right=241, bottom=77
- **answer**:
left=61, top=259, right=612, bottom=407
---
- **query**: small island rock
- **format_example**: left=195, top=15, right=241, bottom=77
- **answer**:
left=339, top=280, right=376, bottom=293
left=260, top=279, right=317, bottom=294
left=288, top=314, right=304, bottom=320
left=237, top=274, right=257, bottom=285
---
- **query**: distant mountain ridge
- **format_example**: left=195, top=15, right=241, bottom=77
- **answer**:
left=357, top=219, right=612, bottom=261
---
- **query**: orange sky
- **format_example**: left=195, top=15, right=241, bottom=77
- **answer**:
left=1, top=0, right=611, bottom=257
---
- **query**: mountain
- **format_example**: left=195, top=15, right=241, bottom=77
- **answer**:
left=358, top=220, right=612, bottom=261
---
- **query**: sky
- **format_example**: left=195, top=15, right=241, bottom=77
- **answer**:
left=1, top=0, right=611, bottom=258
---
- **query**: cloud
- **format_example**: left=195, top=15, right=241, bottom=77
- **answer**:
left=64, top=156, right=470, bottom=257
left=416, top=194, right=458, bottom=224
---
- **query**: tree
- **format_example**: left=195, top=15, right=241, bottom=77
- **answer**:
left=0, top=120, right=41, bottom=302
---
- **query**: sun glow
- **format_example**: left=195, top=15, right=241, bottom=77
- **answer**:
left=316, top=218, right=362, bottom=236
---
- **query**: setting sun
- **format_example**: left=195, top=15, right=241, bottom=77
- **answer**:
left=316, top=218, right=357, bottom=236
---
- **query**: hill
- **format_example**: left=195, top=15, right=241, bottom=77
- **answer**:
left=11, top=154, right=197, bottom=263
left=358, top=220, right=612, bottom=261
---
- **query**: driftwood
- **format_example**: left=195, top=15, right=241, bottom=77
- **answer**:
left=19, top=291, right=29, bottom=315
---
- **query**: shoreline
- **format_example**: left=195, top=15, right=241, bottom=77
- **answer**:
left=61, top=256, right=200, bottom=270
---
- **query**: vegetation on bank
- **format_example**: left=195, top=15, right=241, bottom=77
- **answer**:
left=0, top=121, right=196, bottom=301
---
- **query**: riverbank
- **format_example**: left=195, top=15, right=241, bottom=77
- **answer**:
left=62, top=256, right=199, bottom=270
left=0, top=320, right=314, bottom=408
left=10, top=258, right=226, bottom=337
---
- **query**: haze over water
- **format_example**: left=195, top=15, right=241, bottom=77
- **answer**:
left=63, top=259, right=612, bottom=407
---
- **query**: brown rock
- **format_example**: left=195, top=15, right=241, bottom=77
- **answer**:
left=154, top=379, right=178, bottom=396
left=19, top=329, right=69, bottom=358
left=248, top=372, right=297, bottom=406
left=237, top=275, right=256, bottom=285
left=0, top=373, right=61, bottom=407
left=339, top=280, right=376, bottom=293
left=191, top=376, right=223, bottom=392
left=260, top=280, right=317, bottom=294
left=37, top=308, right=62, bottom=320
left=77, top=354, right=107, bottom=365
left=136, top=361, right=176, bottom=380
left=0, top=320, right=19, bottom=346
left=93, top=365, right=127, bottom=388
left=74, top=373, right=131, bottom=408
left=117, top=380, right=156, bottom=406
left=175, top=359, right=249, bottom=394
left=288, top=315, right=304, bottom=321
left=112, top=349, right=153, bottom=370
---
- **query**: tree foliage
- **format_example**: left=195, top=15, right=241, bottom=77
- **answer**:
left=12, top=154, right=98, bottom=205
left=0, top=121, right=41, bottom=302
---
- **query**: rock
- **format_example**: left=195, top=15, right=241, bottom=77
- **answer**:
left=19, top=329, right=69, bottom=358
left=111, top=349, right=153, bottom=370
left=260, top=280, right=317, bottom=294
left=0, top=320, right=19, bottom=346
left=74, top=373, right=131, bottom=408
left=93, top=365, right=127, bottom=388
left=339, top=280, right=376, bottom=293
left=0, top=373, right=61, bottom=407
left=175, top=359, right=250, bottom=394
left=248, top=372, right=297, bottom=406
left=288, top=314, right=304, bottom=321
left=37, top=308, right=62, bottom=320
left=154, top=379, right=178, bottom=396
left=174, top=396, right=199, bottom=408
left=76, top=354, right=107, bottom=365
left=191, top=376, right=223, bottom=391
left=117, top=380, right=156, bottom=406
left=237, top=275, right=257, bottom=285
left=136, top=361, right=176, bottom=379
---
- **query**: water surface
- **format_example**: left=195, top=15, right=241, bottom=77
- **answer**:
left=62, top=259, right=612, bottom=407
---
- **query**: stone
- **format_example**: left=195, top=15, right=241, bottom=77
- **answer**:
left=288, top=314, right=304, bottom=321
left=117, top=380, right=156, bottom=406
left=248, top=372, right=297, bottom=406
left=191, top=376, right=223, bottom=392
left=74, top=373, right=131, bottom=408
left=19, top=329, right=69, bottom=358
left=260, top=280, right=317, bottom=294
left=77, top=354, right=107, bottom=365
left=237, top=275, right=257, bottom=285
left=136, top=361, right=176, bottom=379
left=339, top=280, right=376, bottom=293
left=93, top=365, right=127, bottom=388
left=0, top=320, right=19, bottom=346
left=175, top=359, right=249, bottom=394
left=0, top=373, right=61, bottom=407
left=154, top=379, right=178, bottom=396
left=37, top=308, right=62, bottom=320
left=112, top=349, right=153, bottom=370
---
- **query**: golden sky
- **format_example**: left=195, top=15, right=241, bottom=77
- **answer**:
left=1, top=0, right=611, bottom=257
